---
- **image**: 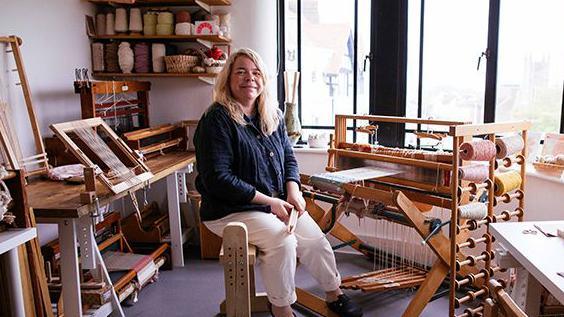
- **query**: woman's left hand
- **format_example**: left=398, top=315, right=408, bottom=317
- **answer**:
left=286, top=182, right=306, bottom=216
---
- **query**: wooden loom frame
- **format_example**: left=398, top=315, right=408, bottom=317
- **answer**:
left=321, top=114, right=530, bottom=317
left=50, top=117, right=153, bottom=194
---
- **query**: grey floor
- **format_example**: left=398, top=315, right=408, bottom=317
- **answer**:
left=123, top=247, right=470, bottom=317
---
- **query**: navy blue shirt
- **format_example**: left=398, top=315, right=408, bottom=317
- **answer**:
left=194, top=103, right=301, bottom=221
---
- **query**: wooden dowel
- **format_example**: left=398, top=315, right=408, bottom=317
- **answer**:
left=501, top=154, right=525, bottom=167
left=456, top=234, right=491, bottom=252
left=456, top=251, right=493, bottom=271
left=455, top=287, right=488, bottom=308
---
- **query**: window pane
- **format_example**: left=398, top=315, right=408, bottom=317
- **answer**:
left=356, top=0, right=371, bottom=117
left=300, top=0, right=355, bottom=127
left=417, top=0, right=489, bottom=123
left=496, top=0, right=564, bottom=133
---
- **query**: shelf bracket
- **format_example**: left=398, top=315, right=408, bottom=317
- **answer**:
left=195, top=0, right=211, bottom=13
left=196, top=38, right=214, bottom=49
left=198, top=76, right=215, bottom=85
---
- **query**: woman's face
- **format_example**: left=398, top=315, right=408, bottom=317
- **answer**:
left=229, top=55, right=264, bottom=108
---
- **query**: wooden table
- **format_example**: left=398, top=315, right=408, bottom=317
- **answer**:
left=0, top=228, right=37, bottom=317
left=490, top=221, right=564, bottom=316
left=27, top=151, right=196, bottom=317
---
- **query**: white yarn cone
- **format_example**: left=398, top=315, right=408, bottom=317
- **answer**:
left=115, top=8, right=128, bottom=33
left=151, top=43, right=166, bottom=73
left=105, top=12, right=115, bottom=35
left=129, top=8, right=142, bottom=33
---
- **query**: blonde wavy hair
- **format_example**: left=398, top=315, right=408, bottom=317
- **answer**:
left=212, top=48, right=279, bottom=136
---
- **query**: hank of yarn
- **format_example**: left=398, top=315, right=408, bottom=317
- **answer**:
left=156, top=24, right=174, bottom=35
left=118, top=42, right=134, bottom=73
left=175, top=22, right=191, bottom=35
left=96, top=13, right=106, bottom=35
left=494, top=170, right=522, bottom=196
left=157, top=12, right=174, bottom=24
left=176, top=10, right=191, bottom=23
left=104, top=42, right=119, bottom=72
left=460, top=140, right=496, bottom=161
left=105, top=12, right=115, bottom=35
left=92, top=43, right=105, bottom=72
left=495, top=135, right=524, bottom=159
left=134, top=43, right=150, bottom=73
left=458, top=202, right=487, bottom=220
left=151, top=43, right=166, bottom=73
left=458, top=164, right=489, bottom=183
left=115, top=8, right=128, bottom=33
left=129, top=8, right=143, bottom=33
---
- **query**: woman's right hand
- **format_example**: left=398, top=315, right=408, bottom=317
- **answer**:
left=267, top=197, right=294, bottom=222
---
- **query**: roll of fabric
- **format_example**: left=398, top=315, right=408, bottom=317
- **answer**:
left=495, top=135, right=524, bottom=159
left=104, top=42, right=119, bottom=72
left=156, top=23, right=174, bottom=35
left=175, top=22, right=191, bottom=35
left=134, top=43, right=150, bottom=73
left=118, top=42, right=134, bottom=73
left=105, top=12, right=115, bottom=35
left=96, top=13, right=106, bottom=35
left=151, top=43, right=166, bottom=73
left=92, top=43, right=105, bottom=72
left=175, top=10, right=191, bottom=23
left=157, top=12, right=174, bottom=24
left=115, top=8, right=128, bottom=33
left=129, top=8, right=143, bottom=33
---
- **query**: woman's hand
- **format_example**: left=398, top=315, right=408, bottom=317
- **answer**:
left=268, top=197, right=294, bottom=222
left=286, top=181, right=306, bottom=216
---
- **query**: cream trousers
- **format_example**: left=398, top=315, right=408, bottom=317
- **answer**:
left=204, top=211, right=341, bottom=307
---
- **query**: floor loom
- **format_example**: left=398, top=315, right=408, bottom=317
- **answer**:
left=302, top=114, right=529, bottom=317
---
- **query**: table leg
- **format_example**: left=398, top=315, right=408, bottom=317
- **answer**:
left=59, top=219, right=82, bottom=317
left=167, top=171, right=184, bottom=267
left=4, top=247, right=25, bottom=317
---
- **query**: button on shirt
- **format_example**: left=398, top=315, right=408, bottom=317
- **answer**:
left=194, top=103, right=300, bottom=221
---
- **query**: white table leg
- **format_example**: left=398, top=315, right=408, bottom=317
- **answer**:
left=4, top=248, right=25, bottom=317
left=59, top=219, right=82, bottom=317
left=167, top=171, right=184, bottom=267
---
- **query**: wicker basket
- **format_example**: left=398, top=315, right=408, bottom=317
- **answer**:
left=164, top=55, right=199, bottom=73
left=206, top=66, right=224, bottom=74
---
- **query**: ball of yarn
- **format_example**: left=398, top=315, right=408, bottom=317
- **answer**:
left=156, top=23, right=174, bottom=35
left=458, top=164, right=489, bottom=183
left=157, top=12, right=174, bottom=24
left=96, top=13, right=106, bottom=35
left=92, top=43, right=105, bottom=72
left=460, top=140, right=496, bottom=161
left=105, top=13, right=115, bottom=35
left=175, top=22, right=191, bottom=35
left=494, top=170, right=522, bottom=196
left=495, top=135, right=524, bottom=159
left=129, top=8, right=143, bottom=33
left=115, top=8, right=128, bottom=33
left=151, top=43, right=166, bottom=73
left=176, top=10, right=191, bottom=23
left=118, top=42, right=134, bottom=73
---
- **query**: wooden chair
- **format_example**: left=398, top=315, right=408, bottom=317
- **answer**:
left=219, top=222, right=269, bottom=317
left=483, top=279, right=528, bottom=317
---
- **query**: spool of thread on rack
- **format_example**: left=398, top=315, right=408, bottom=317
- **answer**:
left=495, top=135, right=524, bottom=159
left=458, top=164, right=489, bottom=183
left=460, top=140, right=496, bottom=161
left=494, top=170, right=522, bottom=196
left=458, top=203, right=488, bottom=220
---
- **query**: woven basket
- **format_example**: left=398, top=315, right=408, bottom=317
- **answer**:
left=164, top=55, right=199, bottom=73
left=206, top=66, right=224, bottom=74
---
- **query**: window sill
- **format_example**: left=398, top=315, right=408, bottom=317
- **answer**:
left=292, top=146, right=329, bottom=154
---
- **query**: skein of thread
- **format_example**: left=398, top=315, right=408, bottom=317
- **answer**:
left=494, top=170, right=522, bottom=196
left=104, top=42, right=119, bottom=72
left=495, top=135, right=524, bottom=159
left=460, top=140, right=496, bottom=161
left=175, top=22, right=191, bottom=35
left=105, top=12, right=115, bottom=35
left=129, top=8, right=143, bottom=33
left=115, top=8, right=128, bottom=33
left=458, top=164, right=489, bottom=183
left=134, top=43, right=150, bottom=73
left=96, top=13, right=106, bottom=35
left=143, top=12, right=157, bottom=35
left=92, top=43, right=105, bottom=72
left=458, top=203, right=488, bottom=220
left=151, top=43, right=166, bottom=73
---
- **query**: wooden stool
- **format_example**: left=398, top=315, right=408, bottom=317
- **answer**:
left=219, top=222, right=269, bottom=317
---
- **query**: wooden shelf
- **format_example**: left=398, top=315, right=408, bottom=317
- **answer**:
left=88, top=0, right=231, bottom=6
left=93, top=72, right=216, bottom=78
left=90, top=34, right=231, bottom=43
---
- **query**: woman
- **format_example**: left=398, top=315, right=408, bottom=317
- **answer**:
left=194, top=48, right=362, bottom=317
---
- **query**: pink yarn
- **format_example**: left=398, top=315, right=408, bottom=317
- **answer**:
left=176, top=10, right=191, bottom=23
left=458, top=164, right=489, bottom=183
left=460, top=140, right=496, bottom=161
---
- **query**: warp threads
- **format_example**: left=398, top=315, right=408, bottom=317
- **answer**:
left=460, top=140, right=496, bottom=161
left=458, top=164, right=489, bottom=183
left=495, top=135, right=524, bottom=159
left=494, top=170, right=522, bottom=196
left=458, top=202, right=487, bottom=220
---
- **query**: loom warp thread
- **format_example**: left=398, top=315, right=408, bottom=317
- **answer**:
left=494, top=170, right=522, bottom=196
left=460, top=140, right=496, bottom=161
left=495, top=135, right=524, bottom=159
left=458, top=202, right=487, bottom=220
